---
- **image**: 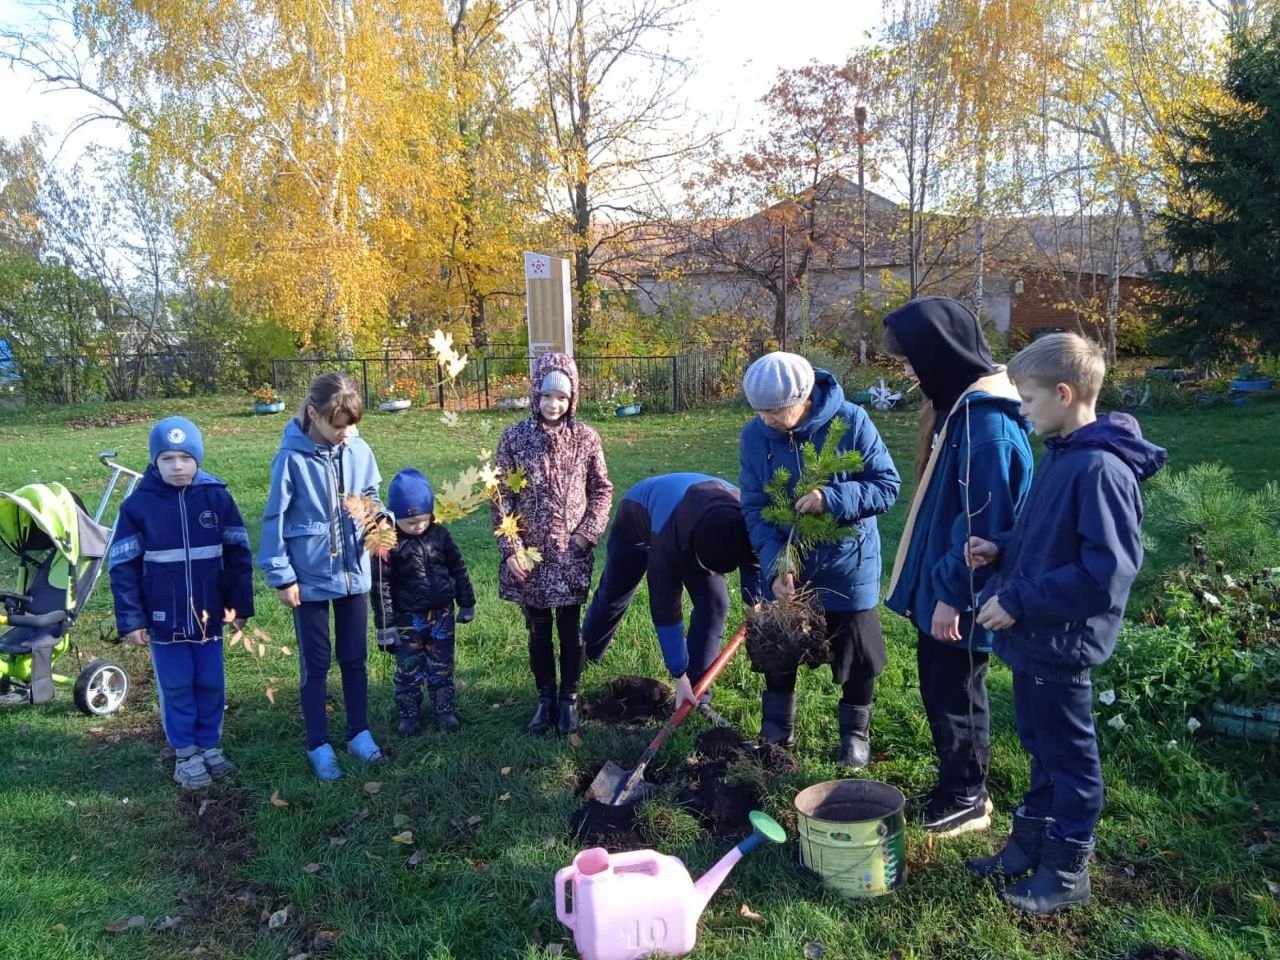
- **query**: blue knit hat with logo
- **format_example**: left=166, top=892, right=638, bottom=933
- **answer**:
left=388, top=467, right=435, bottom=518
left=149, top=416, right=204, bottom=465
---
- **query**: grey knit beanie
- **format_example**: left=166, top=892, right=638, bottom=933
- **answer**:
left=540, top=369, right=572, bottom=396
left=742, top=352, right=815, bottom=409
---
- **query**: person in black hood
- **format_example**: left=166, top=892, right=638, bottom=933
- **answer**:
left=882, top=296, right=1035, bottom=838
left=966, top=332, right=1167, bottom=915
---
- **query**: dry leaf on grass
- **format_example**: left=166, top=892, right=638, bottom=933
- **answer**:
left=265, top=687, right=277, bottom=705
left=269, top=790, right=289, bottom=808
left=363, top=781, right=383, bottom=795
left=499, top=793, right=511, bottom=801
left=500, top=766, right=512, bottom=775
left=391, top=831, right=414, bottom=845
left=268, top=907, right=290, bottom=929
left=568, top=733, right=583, bottom=748
left=329, top=837, right=347, bottom=847
left=153, top=915, right=185, bottom=932
left=739, top=903, right=765, bottom=923
left=301, top=863, right=321, bottom=874
left=407, top=850, right=423, bottom=869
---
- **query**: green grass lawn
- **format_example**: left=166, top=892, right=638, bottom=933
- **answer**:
left=0, top=395, right=1277, bottom=960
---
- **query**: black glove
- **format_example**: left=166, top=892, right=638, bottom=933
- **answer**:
left=456, top=606, right=475, bottom=624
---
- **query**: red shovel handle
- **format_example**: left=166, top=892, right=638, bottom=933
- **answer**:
left=645, top=624, right=747, bottom=755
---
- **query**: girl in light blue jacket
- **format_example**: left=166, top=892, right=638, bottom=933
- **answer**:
left=260, top=372, right=385, bottom=780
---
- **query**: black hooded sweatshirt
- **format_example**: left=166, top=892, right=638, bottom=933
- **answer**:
left=883, top=296, right=997, bottom=424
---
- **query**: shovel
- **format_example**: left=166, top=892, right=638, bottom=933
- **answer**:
left=586, top=624, right=747, bottom=807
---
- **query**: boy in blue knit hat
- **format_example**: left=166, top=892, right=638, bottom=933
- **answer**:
left=372, top=467, right=475, bottom=735
left=109, top=416, right=255, bottom=790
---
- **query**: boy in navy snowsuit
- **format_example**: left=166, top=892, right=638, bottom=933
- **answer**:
left=109, top=417, right=255, bottom=790
left=372, top=468, right=476, bottom=737
left=966, top=333, right=1166, bottom=914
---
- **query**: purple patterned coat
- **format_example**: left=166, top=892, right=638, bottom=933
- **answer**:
left=493, top=353, right=613, bottom=608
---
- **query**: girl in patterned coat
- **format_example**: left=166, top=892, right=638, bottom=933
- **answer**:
left=493, top=353, right=613, bottom=736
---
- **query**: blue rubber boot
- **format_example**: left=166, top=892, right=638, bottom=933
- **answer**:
left=346, top=729, right=384, bottom=762
left=307, top=743, right=343, bottom=781
left=1001, top=834, right=1094, bottom=914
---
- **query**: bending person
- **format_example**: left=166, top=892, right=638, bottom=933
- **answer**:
left=582, top=472, right=759, bottom=711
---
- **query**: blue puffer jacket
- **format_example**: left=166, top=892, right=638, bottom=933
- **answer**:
left=885, top=383, right=1034, bottom=652
left=739, top=370, right=900, bottom=611
left=109, top=468, right=255, bottom=643
left=259, top=419, right=383, bottom=602
left=986, top=413, right=1167, bottom=681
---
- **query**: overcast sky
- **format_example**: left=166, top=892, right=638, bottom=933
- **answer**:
left=0, top=0, right=885, bottom=166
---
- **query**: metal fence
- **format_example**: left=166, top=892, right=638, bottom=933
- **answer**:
left=270, top=345, right=750, bottom=414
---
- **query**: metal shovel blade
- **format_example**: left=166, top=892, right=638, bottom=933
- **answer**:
left=584, top=760, right=656, bottom=806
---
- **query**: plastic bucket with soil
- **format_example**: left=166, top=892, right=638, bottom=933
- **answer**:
left=794, top=779, right=907, bottom=898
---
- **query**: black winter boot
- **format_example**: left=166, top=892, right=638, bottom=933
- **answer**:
left=1001, top=834, right=1094, bottom=914
left=759, top=691, right=796, bottom=747
left=837, top=702, right=872, bottom=769
left=527, top=613, right=558, bottom=735
left=968, top=807, right=1053, bottom=879
left=430, top=683, right=461, bottom=734
left=395, top=690, right=423, bottom=737
left=557, top=694, right=581, bottom=736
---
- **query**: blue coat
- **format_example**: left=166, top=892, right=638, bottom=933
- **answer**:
left=885, top=379, right=1034, bottom=652
left=109, top=468, right=255, bottom=643
left=986, top=413, right=1167, bottom=681
left=259, top=419, right=383, bottom=602
left=739, top=370, right=900, bottom=612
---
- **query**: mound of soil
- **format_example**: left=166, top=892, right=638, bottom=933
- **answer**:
left=745, top=595, right=830, bottom=674
left=583, top=675, right=671, bottom=723
left=676, top=759, right=763, bottom=837
left=69, top=413, right=148, bottom=429
left=694, top=727, right=747, bottom=761
left=694, top=727, right=799, bottom=774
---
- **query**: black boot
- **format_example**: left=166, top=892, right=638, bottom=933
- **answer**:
left=968, top=807, right=1053, bottom=879
left=1002, top=834, right=1094, bottom=914
left=557, top=694, right=580, bottom=736
left=837, top=702, right=872, bottom=769
left=395, top=690, right=422, bottom=737
left=430, top=683, right=461, bottom=734
left=528, top=689, right=558, bottom=734
left=759, top=691, right=796, bottom=747
left=526, top=609, right=558, bottom=735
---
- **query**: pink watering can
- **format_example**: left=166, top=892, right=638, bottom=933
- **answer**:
left=555, top=810, right=786, bottom=960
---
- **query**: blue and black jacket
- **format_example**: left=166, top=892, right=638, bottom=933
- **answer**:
left=739, top=370, right=900, bottom=612
left=109, top=468, right=255, bottom=643
left=615, top=473, right=760, bottom=673
left=985, top=413, right=1167, bottom=681
left=259, top=418, right=383, bottom=602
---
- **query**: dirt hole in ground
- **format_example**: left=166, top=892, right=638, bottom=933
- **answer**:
left=69, top=413, right=148, bottom=429
left=569, top=728, right=795, bottom=847
left=582, top=675, right=671, bottom=723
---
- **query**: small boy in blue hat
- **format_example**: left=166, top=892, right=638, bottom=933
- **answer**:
left=372, top=467, right=475, bottom=735
left=109, top=416, right=255, bottom=790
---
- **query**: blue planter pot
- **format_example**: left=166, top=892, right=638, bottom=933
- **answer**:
left=615, top=403, right=642, bottom=417
left=254, top=401, right=285, bottom=415
left=1230, top=377, right=1272, bottom=393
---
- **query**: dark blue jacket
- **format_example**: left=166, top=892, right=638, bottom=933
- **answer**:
left=259, top=419, right=383, bottom=601
left=985, top=413, right=1167, bottom=680
left=616, top=473, right=760, bottom=670
left=885, top=384, right=1034, bottom=652
left=739, top=370, right=900, bottom=612
left=109, top=468, right=255, bottom=643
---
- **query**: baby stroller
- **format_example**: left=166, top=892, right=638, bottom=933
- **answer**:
left=0, top=451, right=142, bottom=715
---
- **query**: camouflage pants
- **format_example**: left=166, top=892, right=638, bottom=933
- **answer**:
left=392, top=608, right=455, bottom=719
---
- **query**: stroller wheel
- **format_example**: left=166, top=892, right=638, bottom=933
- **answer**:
left=74, top=660, right=130, bottom=716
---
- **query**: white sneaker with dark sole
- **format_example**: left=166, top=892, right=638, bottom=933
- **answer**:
left=922, top=793, right=994, bottom=837
left=174, top=754, right=213, bottom=790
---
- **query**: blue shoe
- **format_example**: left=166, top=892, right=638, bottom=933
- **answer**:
left=307, top=743, right=343, bottom=781
left=346, top=729, right=384, bottom=762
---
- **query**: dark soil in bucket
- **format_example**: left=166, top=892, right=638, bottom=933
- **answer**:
left=583, top=675, right=671, bottom=723
left=745, top=593, right=830, bottom=674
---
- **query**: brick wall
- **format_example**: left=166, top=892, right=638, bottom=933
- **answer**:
left=1009, top=271, right=1152, bottom=336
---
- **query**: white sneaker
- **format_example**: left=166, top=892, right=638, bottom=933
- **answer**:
left=174, top=754, right=213, bottom=790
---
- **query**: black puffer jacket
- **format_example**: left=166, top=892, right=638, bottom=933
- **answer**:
left=371, top=524, right=475, bottom=628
